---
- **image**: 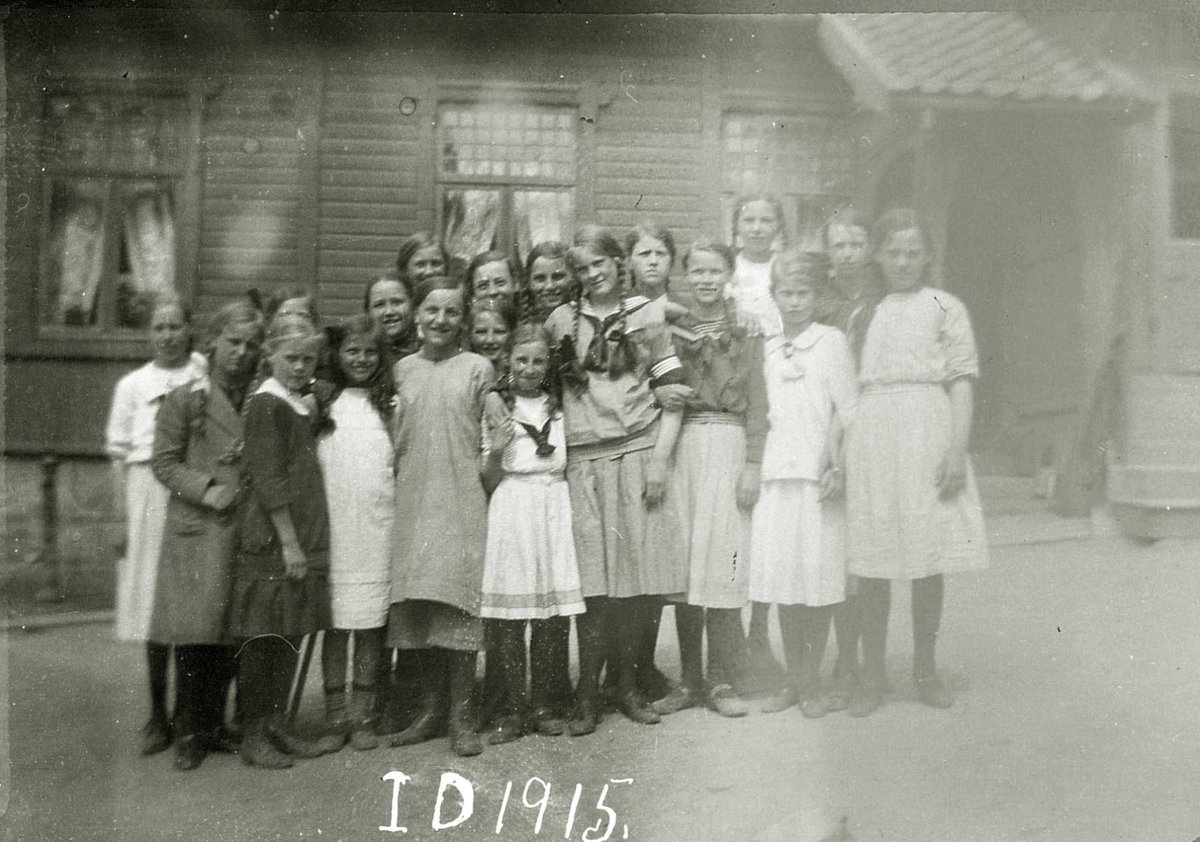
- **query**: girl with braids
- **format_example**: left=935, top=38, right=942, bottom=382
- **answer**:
left=150, top=301, right=263, bottom=770
left=316, top=315, right=397, bottom=752
left=386, top=276, right=497, bottom=758
left=525, top=241, right=572, bottom=320
left=542, top=225, right=687, bottom=735
left=478, top=322, right=584, bottom=743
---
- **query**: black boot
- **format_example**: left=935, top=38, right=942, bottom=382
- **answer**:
left=569, top=601, right=606, bottom=737
left=447, top=650, right=483, bottom=757
left=388, top=649, right=447, bottom=746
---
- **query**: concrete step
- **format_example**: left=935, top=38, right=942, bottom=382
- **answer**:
left=1109, top=463, right=1200, bottom=506
left=1127, top=373, right=1200, bottom=441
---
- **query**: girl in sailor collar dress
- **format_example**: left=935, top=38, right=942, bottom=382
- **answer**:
left=749, top=249, right=857, bottom=719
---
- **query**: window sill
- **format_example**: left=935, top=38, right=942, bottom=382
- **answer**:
left=6, top=331, right=152, bottom=362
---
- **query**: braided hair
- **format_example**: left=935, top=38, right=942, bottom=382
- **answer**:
left=492, top=320, right=562, bottom=415
left=562, top=226, right=638, bottom=382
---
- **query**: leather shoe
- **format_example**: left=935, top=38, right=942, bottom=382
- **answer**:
left=567, top=698, right=599, bottom=737
left=650, top=684, right=699, bottom=716
left=705, top=684, right=749, bottom=718
left=760, top=685, right=799, bottom=714
left=528, top=707, right=566, bottom=736
left=487, top=714, right=524, bottom=745
left=197, top=726, right=240, bottom=754
left=140, top=718, right=172, bottom=756
left=915, top=675, right=954, bottom=709
left=848, top=681, right=884, bottom=718
left=240, top=727, right=293, bottom=770
left=173, top=736, right=204, bottom=772
left=617, top=691, right=661, bottom=726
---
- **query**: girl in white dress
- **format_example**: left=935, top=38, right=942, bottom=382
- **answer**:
left=480, top=323, right=585, bottom=743
left=846, top=209, right=988, bottom=716
left=316, top=315, right=396, bottom=750
left=749, top=249, right=857, bottom=718
left=105, top=298, right=206, bottom=755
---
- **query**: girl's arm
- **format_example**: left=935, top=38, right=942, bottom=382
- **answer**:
left=479, top=403, right=514, bottom=495
left=152, top=387, right=227, bottom=508
left=937, top=377, right=973, bottom=499
left=820, top=333, right=858, bottom=501
left=644, top=409, right=681, bottom=508
left=244, top=396, right=307, bottom=578
left=738, top=336, right=768, bottom=509
left=105, top=377, right=136, bottom=523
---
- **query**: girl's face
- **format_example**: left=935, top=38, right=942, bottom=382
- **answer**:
left=509, top=339, right=550, bottom=396
left=772, top=275, right=815, bottom=331
left=629, top=236, right=671, bottom=297
left=416, top=288, right=465, bottom=353
left=471, top=260, right=515, bottom=305
left=876, top=227, right=929, bottom=293
left=686, top=250, right=730, bottom=308
left=827, top=223, right=869, bottom=275
left=211, top=322, right=262, bottom=384
left=150, top=304, right=190, bottom=366
left=368, top=279, right=412, bottom=341
left=470, top=310, right=511, bottom=367
left=277, top=296, right=315, bottom=323
left=269, top=336, right=320, bottom=392
left=338, top=332, right=380, bottom=387
left=574, top=246, right=621, bottom=301
left=737, top=200, right=781, bottom=259
left=528, top=256, right=570, bottom=312
left=406, top=245, right=446, bottom=283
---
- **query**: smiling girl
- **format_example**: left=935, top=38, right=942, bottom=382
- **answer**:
left=386, top=276, right=497, bottom=757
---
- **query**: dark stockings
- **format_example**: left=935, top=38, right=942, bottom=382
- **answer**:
left=911, top=574, right=945, bottom=680
left=831, top=592, right=862, bottom=678
left=146, top=641, right=170, bottom=723
left=490, top=620, right=529, bottom=717
left=174, top=644, right=234, bottom=737
left=858, top=577, right=891, bottom=686
left=574, top=597, right=608, bottom=706
left=705, top=608, right=745, bottom=688
left=322, top=627, right=384, bottom=697
left=674, top=604, right=705, bottom=692
left=238, top=635, right=300, bottom=728
left=530, top=616, right=572, bottom=712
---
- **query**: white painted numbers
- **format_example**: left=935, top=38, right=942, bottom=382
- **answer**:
left=380, top=772, right=634, bottom=840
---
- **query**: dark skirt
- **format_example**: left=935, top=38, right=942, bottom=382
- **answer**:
left=227, top=551, right=332, bottom=638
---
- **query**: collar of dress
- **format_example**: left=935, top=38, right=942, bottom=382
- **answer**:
left=764, top=322, right=833, bottom=357
left=255, top=376, right=310, bottom=416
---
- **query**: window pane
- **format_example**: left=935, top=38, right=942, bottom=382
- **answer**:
left=440, top=103, right=576, bottom=181
left=513, top=190, right=574, bottom=263
left=45, top=93, right=184, bottom=171
left=41, top=178, right=109, bottom=327
left=442, top=188, right=502, bottom=262
left=116, top=181, right=176, bottom=328
left=721, top=111, right=855, bottom=201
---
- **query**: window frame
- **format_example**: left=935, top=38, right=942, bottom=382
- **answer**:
left=716, top=97, right=859, bottom=250
left=1169, top=93, right=1200, bottom=241
left=432, top=85, right=581, bottom=265
left=17, top=78, right=204, bottom=360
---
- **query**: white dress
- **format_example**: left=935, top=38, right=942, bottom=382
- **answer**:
left=105, top=353, right=206, bottom=641
left=728, top=253, right=782, bottom=337
left=316, top=388, right=395, bottom=629
left=748, top=324, right=856, bottom=607
left=480, top=395, right=585, bottom=620
left=846, top=287, right=989, bottom=579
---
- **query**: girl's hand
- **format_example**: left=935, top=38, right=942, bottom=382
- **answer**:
left=936, top=446, right=967, bottom=500
left=819, top=465, right=844, bottom=501
left=282, top=542, right=307, bottom=580
left=653, top=383, right=696, bottom=412
left=643, top=459, right=669, bottom=509
left=734, top=310, right=763, bottom=336
left=202, top=484, right=237, bottom=512
left=736, top=464, right=761, bottom=509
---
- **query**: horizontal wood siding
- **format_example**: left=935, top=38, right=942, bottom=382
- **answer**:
left=316, top=69, right=424, bottom=319
left=198, top=67, right=306, bottom=313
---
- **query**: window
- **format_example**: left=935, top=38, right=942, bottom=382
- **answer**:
left=437, top=101, right=576, bottom=264
left=1171, top=95, right=1200, bottom=240
left=721, top=111, right=856, bottom=250
left=39, top=91, right=186, bottom=332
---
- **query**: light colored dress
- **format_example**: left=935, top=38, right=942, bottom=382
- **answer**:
left=748, top=323, right=856, bottom=607
left=728, top=253, right=782, bottom=337
left=847, top=286, right=989, bottom=579
left=105, top=354, right=206, bottom=641
left=480, top=395, right=585, bottom=620
left=389, top=351, right=494, bottom=614
left=317, top=388, right=395, bottom=629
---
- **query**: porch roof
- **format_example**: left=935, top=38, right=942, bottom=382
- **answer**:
left=818, top=12, right=1149, bottom=111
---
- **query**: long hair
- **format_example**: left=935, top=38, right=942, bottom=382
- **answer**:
left=566, top=225, right=627, bottom=300
left=325, top=313, right=395, bottom=422
left=522, top=240, right=571, bottom=320
left=493, top=320, right=562, bottom=414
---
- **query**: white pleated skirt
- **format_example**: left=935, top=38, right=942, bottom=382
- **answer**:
left=116, top=464, right=169, bottom=642
left=749, top=479, right=846, bottom=607
left=481, top=473, right=586, bottom=620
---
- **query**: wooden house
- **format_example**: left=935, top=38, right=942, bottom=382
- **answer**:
left=4, top=9, right=1196, bottom=538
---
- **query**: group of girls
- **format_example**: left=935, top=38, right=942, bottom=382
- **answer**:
left=107, top=196, right=988, bottom=774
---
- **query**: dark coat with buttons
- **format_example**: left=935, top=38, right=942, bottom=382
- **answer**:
left=149, top=377, right=245, bottom=645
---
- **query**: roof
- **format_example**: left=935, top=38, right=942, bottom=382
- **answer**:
left=818, top=12, right=1147, bottom=109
